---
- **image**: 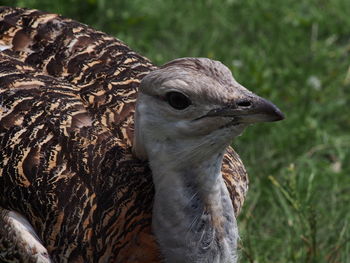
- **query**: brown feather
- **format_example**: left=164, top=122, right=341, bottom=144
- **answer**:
left=0, top=7, right=248, bottom=262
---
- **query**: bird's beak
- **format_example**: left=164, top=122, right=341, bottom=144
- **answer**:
left=205, top=94, right=285, bottom=124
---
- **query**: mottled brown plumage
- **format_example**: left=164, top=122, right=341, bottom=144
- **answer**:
left=0, top=7, right=248, bottom=262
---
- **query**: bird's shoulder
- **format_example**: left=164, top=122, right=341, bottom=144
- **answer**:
left=222, top=146, right=249, bottom=215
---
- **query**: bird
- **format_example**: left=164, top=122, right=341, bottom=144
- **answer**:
left=0, top=6, right=284, bottom=263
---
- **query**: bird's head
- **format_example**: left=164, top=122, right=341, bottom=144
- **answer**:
left=133, top=58, right=284, bottom=163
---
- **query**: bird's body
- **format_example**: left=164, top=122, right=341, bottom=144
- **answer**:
left=0, top=7, right=283, bottom=263
left=0, top=50, right=158, bottom=262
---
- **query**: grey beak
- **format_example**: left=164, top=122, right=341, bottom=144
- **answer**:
left=236, top=96, right=285, bottom=123
left=205, top=94, right=285, bottom=124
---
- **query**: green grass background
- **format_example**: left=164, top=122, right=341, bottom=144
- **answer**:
left=1, top=0, right=349, bottom=262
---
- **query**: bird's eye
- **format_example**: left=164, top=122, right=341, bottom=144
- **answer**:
left=165, top=92, right=192, bottom=110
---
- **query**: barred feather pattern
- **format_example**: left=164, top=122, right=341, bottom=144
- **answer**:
left=0, top=7, right=248, bottom=262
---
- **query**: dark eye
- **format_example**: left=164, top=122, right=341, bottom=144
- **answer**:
left=165, top=92, right=192, bottom=110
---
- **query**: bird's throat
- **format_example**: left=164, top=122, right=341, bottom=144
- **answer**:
left=149, top=150, right=238, bottom=263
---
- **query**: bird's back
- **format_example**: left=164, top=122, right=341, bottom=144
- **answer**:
left=0, top=6, right=155, bottom=144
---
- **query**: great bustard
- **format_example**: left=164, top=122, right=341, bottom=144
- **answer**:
left=0, top=7, right=284, bottom=263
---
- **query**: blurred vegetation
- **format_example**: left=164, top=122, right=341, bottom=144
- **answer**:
left=1, top=0, right=349, bottom=262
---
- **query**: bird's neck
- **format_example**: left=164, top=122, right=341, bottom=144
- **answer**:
left=148, top=146, right=238, bottom=263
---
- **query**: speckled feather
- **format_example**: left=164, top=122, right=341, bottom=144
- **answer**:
left=0, top=7, right=248, bottom=262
